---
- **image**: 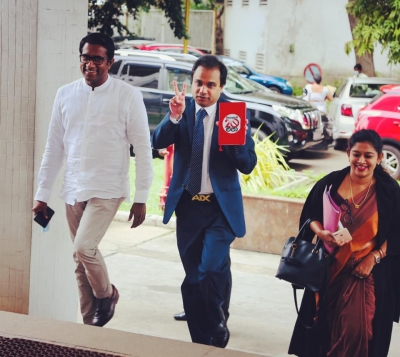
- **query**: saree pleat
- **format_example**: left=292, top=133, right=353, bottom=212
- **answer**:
left=325, top=185, right=378, bottom=356
left=327, top=260, right=375, bottom=357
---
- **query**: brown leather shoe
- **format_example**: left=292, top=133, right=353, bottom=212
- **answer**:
left=91, top=284, right=119, bottom=327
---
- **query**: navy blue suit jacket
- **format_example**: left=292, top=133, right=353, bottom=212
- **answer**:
left=151, top=98, right=257, bottom=238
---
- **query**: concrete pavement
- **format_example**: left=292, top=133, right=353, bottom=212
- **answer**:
left=96, top=215, right=400, bottom=357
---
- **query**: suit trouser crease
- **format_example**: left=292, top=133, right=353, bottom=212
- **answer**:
left=66, top=197, right=124, bottom=324
left=176, top=194, right=235, bottom=345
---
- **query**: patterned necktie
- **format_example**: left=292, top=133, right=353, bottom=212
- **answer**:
left=186, top=108, right=207, bottom=196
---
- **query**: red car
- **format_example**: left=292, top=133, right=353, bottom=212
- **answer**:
left=134, top=43, right=206, bottom=57
left=355, top=89, right=400, bottom=179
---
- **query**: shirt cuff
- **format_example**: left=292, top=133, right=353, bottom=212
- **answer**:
left=134, top=189, right=150, bottom=204
left=34, top=187, right=52, bottom=203
left=169, top=116, right=182, bottom=124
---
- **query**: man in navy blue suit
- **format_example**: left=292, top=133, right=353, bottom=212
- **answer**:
left=152, top=55, right=256, bottom=348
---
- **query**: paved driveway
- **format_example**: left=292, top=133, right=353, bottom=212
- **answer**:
left=97, top=220, right=400, bottom=357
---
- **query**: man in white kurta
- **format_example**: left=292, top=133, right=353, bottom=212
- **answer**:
left=32, top=33, right=153, bottom=327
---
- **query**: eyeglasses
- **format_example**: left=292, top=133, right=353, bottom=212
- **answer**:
left=340, top=200, right=353, bottom=225
left=79, top=55, right=108, bottom=65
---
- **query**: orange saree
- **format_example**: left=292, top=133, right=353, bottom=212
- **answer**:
left=326, top=185, right=378, bottom=357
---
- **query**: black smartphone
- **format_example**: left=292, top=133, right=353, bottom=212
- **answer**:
left=34, top=206, right=55, bottom=228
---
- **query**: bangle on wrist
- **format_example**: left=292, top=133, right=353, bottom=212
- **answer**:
left=378, top=248, right=385, bottom=259
left=370, top=251, right=381, bottom=264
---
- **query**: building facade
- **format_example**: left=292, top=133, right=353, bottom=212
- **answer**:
left=223, top=0, right=400, bottom=79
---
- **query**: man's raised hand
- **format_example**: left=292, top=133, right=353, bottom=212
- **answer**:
left=169, top=81, right=187, bottom=119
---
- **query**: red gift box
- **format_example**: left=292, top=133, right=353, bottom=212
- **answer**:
left=218, top=102, right=247, bottom=145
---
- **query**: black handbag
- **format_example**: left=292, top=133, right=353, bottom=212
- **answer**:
left=276, top=218, right=333, bottom=292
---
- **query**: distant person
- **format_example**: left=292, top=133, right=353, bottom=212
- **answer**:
left=303, top=74, right=334, bottom=148
left=152, top=55, right=257, bottom=348
left=303, top=74, right=333, bottom=114
left=354, top=63, right=368, bottom=78
left=32, top=33, right=153, bottom=327
left=289, top=129, right=400, bottom=357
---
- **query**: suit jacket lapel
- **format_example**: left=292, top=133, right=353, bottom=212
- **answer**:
left=186, top=99, right=196, bottom=145
left=210, top=101, right=220, bottom=155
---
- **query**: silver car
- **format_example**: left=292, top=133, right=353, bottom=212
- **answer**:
left=328, top=77, right=400, bottom=149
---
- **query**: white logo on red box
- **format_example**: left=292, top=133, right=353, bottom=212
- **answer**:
left=222, top=114, right=241, bottom=134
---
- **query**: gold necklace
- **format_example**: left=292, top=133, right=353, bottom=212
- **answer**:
left=349, top=174, right=373, bottom=209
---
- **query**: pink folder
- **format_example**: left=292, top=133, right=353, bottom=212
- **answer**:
left=323, top=185, right=341, bottom=254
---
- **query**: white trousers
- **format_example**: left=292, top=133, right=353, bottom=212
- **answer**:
left=65, top=197, right=124, bottom=324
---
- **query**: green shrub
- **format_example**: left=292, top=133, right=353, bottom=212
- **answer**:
left=120, top=158, right=166, bottom=215
left=292, top=86, right=304, bottom=96
left=240, top=133, right=295, bottom=192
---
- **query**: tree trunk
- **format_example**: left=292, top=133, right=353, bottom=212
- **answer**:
left=347, top=1, right=376, bottom=76
left=215, top=6, right=224, bottom=55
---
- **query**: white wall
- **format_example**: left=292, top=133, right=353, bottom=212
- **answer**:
left=224, top=0, right=268, bottom=68
left=224, top=0, right=400, bottom=79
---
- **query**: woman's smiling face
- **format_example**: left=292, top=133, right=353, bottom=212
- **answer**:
left=347, top=141, right=383, bottom=178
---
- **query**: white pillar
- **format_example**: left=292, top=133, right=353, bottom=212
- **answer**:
left=0, top=0, right=87, bottom=322
left=30, top=0, right=88, bottom=322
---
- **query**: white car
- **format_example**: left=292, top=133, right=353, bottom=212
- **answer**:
left=328, top=77, right=400, bottom=149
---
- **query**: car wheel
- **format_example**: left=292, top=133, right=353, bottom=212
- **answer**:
left=334, top=139, right=347, bottom=151
left=382, top=145, right=400, bottom=180
left=268, top=86, right=282, bottom=94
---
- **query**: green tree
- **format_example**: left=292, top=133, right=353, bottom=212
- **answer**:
left=88, top=0, right=186, bottom=38
left=345, top=0, right=400, bottom=71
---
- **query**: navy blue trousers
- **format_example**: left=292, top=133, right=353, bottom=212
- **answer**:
left=175, top=192, right=235, bottom=345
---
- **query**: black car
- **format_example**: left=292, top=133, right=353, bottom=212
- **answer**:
left=109, top=55, right=323, bottom=159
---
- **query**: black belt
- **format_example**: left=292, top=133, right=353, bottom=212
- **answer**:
left=182, top=190, right=215, bottom=202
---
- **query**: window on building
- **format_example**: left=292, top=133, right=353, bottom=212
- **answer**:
left=242, top=0, right=249, bottom=5
left=239, top=51, right=247, bottom=63
left=224, top=49, right=231, bottom=57
left=256, top=53, right=264, bottom=72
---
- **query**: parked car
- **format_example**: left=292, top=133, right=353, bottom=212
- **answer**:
left=109, top=55, right=323, bottom=159
left=115, top=49, right=179, bottom=61
left=328, top=77, right=400, bottom=149
left=134, top=43, right=206, bottom=57
left=217, top=55, right=293, bottom=95
left=355, top=89, right=400, bottom=179
left=115, top=49, right=198, bottom=63
left=112, top=35, right=155, bottom=49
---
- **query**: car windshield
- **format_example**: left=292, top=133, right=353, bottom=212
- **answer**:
left=225, top=69, right=258, bottom=95
left=244, top=78, right=273, bottom=92
left=349, top=83, right=385, bottom=98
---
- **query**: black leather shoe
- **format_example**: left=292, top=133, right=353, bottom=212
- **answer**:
left=173, top=311, right=187, bottom=321
left=91, top=284, right=119, bottom=327
left=211, top=321, right=230, bottom=348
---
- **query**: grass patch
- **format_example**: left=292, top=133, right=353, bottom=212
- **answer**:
left=119, top=158, right=166, bottom=216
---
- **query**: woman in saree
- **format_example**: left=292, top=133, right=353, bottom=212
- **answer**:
left=288, top=129, right=400, bottom=357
